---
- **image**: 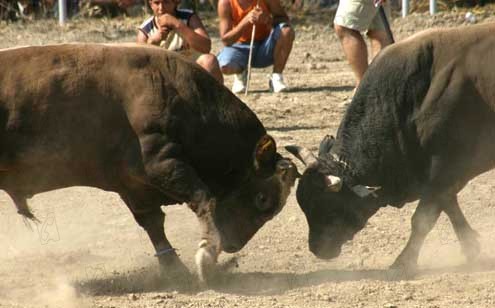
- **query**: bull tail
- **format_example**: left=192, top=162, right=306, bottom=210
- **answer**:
left=18, top=207, right=39, bottom=223
left=7, top=192, right=40, bottom=223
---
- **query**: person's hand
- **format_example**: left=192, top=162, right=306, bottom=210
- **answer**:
left=147, top=24, right=170, bottom=45
left=157, top=13, right=180, bottom=30
left=244, top=7, right=271, bottom=26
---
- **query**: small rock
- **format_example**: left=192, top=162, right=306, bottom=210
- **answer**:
left=307, top=63, right=317, bottom=70
left=384, top=304, right=397, bottom=308
left=128, top=293, right=138, bottom=301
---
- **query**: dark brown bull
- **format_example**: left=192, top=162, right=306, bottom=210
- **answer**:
left=0, top=43, right=299, bottom=282
left=287, top=23, right=495, bottom=272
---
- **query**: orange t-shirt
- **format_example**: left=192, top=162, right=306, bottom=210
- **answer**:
left=230, top=0, right=272, bottom=43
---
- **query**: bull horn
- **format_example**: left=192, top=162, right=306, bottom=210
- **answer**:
left=285, top=145, right=318, bottom=166
left=325, top=175, right=342, bottom=192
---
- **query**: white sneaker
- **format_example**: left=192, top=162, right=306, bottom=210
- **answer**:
left=269, top=73, right=288, bottom=93
left=232, top=71, right=247, bottom=94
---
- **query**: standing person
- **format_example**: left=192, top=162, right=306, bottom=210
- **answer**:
left=217, top=0, right=295, bottom=94
left=334, top=0, right=392, bottom=91
left=137, top=0, right=223, bottom=83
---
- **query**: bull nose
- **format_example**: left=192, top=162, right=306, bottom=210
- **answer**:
left=223, top=244, right=241, bottom=253
left=309, top=237, right=342, bottom=259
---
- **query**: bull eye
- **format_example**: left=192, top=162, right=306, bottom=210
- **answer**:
left=255, top=193, right=271, bottom=211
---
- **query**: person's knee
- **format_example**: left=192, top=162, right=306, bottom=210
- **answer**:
left=335, top=24, right=357, bottom=40
left=367, top=29, right=389, bottom=46
left=280, top=26, right=295, bottom=42
left=197, top=54, right=218, bottom=71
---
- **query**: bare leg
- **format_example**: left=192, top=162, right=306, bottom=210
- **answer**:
left=442, top=195, right=480, bottom=261
left=220, top=65, right=243, bottom=75
left=272, top=26, right=295, bottom=74
left=335, top=24, right=368, bottom=87
left=367, top=29, right=390, bottom=58
left=391, top=197, right=442, bottom=270
left=196, top=54, right=224, bottom=84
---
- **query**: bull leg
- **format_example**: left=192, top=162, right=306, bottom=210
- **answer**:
left=442, top=195, right=480, bottom=261
left=143, top=159, right=222, bottom=283
left=390, top=197, right=442, bottom=270
left=119, top=193, right=189, bottom=277
left=188, top=191, right=222, bottom=283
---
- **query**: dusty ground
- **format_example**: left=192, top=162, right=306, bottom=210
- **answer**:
left=2, top=6, right=495, bottom=308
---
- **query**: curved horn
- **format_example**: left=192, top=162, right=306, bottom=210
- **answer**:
left=285, top=145, right=318, bottom=166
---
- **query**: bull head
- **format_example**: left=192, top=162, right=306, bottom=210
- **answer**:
left=214, top=134, right=300, bottom=253
left=284, top=141, right=382, bottom=259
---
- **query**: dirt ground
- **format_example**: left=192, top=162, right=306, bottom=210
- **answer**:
left=2, top=6, right=495, bottom=308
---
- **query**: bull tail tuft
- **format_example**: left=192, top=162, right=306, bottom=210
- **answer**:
left=17, top=207, right=40, bottom=223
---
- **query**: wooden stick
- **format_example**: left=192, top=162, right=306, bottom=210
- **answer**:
left=244, top=0, right=259, bottom=95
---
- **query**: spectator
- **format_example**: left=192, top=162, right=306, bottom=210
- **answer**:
left=334, top=0, right=392, bottom=91
left=137, top=0, right=223, bottom=83
left=217, top=0, right=295, bottom=93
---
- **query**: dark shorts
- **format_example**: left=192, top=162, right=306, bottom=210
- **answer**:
left=217, top=23, right=289, bottom=70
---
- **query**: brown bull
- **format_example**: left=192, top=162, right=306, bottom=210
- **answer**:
left=0, top=43, right=299, bottom=282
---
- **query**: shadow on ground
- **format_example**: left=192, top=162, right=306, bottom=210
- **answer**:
left=247, top=85, right=354, bottom=94
left=75, top=257, right=495, bottom=296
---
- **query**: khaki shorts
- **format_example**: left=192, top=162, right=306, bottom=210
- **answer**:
left=333, top=0, right=391, bottom=33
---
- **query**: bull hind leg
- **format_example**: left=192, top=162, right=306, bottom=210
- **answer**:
left=442, top=195, right=480, bottom=261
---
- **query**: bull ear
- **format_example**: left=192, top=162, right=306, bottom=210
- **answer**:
left=254, top=134, right=277, bottom=172
left=351, top=185, right=381, bottom=198
left=324, top=175, right=342, bottom=192
left=276, top=159, right=302, bottom=179
left=285, top=145, right=318, bottom=166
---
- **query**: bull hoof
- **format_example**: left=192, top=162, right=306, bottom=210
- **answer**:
left=195, top=240, right=220, bottom=285
left=461, top=230, right=481, bottom=262
left=389, top=256, right=418, bottom=278
left=157, top=251, right=191, bottom=283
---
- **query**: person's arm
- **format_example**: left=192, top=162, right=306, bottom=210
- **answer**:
left=265, top=0, right=290, bottom=25
left=136, top=30, right=148, bottom=44
left=218, top=0, right=270, bottom=46
left=157, top=13, right=211, bottom=54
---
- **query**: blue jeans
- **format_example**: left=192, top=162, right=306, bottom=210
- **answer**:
left=217, top=23, right=289, bottom=71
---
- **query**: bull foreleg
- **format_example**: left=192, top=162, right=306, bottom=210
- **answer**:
left=188, top=191, right=222, bottom=283
left=442, top=195, right=480, bottom=261
left=120, top=193, right=190, bottom=279
left=142, top=157, right=222, bottom=283
left=390, top=197, right=442, bottom=271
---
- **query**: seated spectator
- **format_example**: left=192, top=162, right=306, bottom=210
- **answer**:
left=217, top=0, right=295, bottom=93
left=137, top=0, right=223, bottom=83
